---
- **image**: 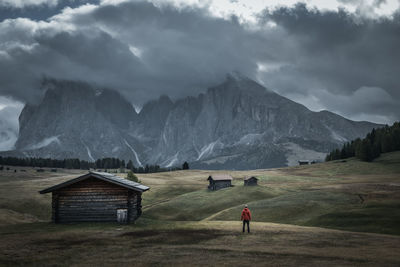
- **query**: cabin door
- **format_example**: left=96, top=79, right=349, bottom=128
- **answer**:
left=117, top=209, right=128, bottom=223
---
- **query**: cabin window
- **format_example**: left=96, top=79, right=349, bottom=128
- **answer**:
left=117, top=209, right=128, bottom=223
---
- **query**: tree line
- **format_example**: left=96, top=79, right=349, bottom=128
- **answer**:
left=325, top=122, right=400, bottom=162
left=0, top=156, right=190, bottom=173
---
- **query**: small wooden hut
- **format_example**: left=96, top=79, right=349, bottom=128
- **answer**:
left=298, top=160, right=310, bottom=165
left=39, top=171, right=149, bottom=223
left=244, top=176, right=258, bottom=186
left=207, top=174, right=233, bottom=191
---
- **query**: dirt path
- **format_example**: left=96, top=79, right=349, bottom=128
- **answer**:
left=201, top=206, right=237, bottom=221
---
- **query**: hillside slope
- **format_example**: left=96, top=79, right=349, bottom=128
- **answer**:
left=142, top=151, right=400, bottom=235
left=0, top=153, right=399, bottom=266
left=0, top=152, right=398, bottom=234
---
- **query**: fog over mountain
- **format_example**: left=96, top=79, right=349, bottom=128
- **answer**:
left=0, top=0, right=399, bottom=125
left=1, top=76, right=380, bottom=169
left=0, top=0, right=398, bottom=167
left=0, top=106, right=20, bottom=151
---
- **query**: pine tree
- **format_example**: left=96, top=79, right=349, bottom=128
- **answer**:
left=340, top=145, right=347, bottom=159
left=126, top=160, right=134, bottom=171
left=356, top=139, right=373, bottom=162
left=182, top=161, right=189, bottom=170
left=126, top=171, right=139, bottom=182
left=325, top=154, right=331, bottom=162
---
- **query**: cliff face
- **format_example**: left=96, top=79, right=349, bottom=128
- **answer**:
left=14, top=80, right=143, bottom=165
left=9, top=75, right=381, bottom=169
left=151, top=73, right=381, bottom=169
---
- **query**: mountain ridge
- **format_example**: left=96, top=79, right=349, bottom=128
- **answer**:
left=1, top=75, right=382, bottom=169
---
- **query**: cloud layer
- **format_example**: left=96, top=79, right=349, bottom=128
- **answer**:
left=0, top=1, right=399, bottom=124
left=258, top=3, right=400, bottom=123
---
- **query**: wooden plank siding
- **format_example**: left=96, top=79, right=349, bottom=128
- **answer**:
left=207, top=175, right=233, bottom=191
left=208, top=180, right=232, bottom=191
left=244, top=177, right=258, bottom=186
left=52, top=177, right=142, bottom=223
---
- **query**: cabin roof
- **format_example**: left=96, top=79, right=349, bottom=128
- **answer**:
left=208, top=174, right=233, bottom=181
left=244, top=176, right=258, bottom=181
left=39, top=171, right=150, bottom=194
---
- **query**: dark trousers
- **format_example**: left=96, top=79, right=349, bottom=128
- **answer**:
left=242, top=220, right=250, bottom=233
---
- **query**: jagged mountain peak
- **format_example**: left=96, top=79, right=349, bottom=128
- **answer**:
left=226, top=71, right=251, bottom=82
left=158, top=94, right=174, bottom=104
left=3, top=76, right=382, bottom=170
left=139, top=94, right=174, bottom=117
left=207, top=71, right=275, bottom=97
left=42, top=79, right=95, bottom=95
left=13, top=79, right=142, bottom=164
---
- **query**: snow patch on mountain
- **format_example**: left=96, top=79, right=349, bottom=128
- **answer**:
left=95, top=89, right=103, bottom=96
left=330, top=130, right=348, bottom=142
left=124, top=139, right=142, bottom=166
left=197, top=140, right=223, bottom=160
left=235, top=133, right=264, bottom=145
left=28, top=136, right=60, bottom=150
left=162, top=132, right=167, bottom=144
left=325, top=125, right=348, bottom=142
left=201, top=154, right=241, bottom=165
left=165, top=152, right=179, bottom=168
left=85, top=145, right=95, bottom=162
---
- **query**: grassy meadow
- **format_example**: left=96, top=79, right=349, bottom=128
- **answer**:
left=0, top=152, right=399, bottom=266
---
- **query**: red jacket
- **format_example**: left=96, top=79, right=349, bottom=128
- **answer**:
left=241, top=208, right=251, bottom=221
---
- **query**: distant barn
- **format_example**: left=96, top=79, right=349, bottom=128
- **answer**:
left=39, top=171, right=149, bottom=223
left=207, top=174, right=233, bottom=191
left=244, top=176, right=258, bottom=186
left=298, top=160, right=310, bottom=165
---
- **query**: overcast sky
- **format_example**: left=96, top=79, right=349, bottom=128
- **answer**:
left=0, top=0, right=399, bottom=125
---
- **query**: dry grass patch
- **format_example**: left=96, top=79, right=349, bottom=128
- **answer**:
left=1, top=221, right=400, bottom=266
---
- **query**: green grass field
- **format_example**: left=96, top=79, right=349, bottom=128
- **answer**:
left=0, top=152, right=399, bottom=266
left=139, top=152, right=400, bottom=235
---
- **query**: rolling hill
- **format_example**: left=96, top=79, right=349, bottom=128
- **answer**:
left=0, top=151, right=399, bottom=265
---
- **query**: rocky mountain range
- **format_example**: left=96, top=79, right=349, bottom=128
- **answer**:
left=1, top=74, right=381, bottom=169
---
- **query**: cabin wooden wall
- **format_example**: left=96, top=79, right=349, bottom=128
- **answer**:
left=208, top=180, right=231, bottom=191
left=128, top=190, right=142, bottom=222
left=244, top=179, right=257, bottom=186
left=52, top=177, right=141, bottom=223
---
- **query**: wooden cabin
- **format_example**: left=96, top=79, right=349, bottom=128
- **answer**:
left=244, top=176, right=258, bottom=186
left=207, top=174, right=232, bottom=191
left=298, top=160, right=310, bottom=165
left=39, top=171, right=149, bottom=223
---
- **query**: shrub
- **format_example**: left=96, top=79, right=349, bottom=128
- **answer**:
left=126, top=171, right=139, bottom=182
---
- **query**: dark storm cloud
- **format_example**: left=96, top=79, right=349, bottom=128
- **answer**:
left=0, top=1, right=261, bottom=105
left=0, top=0, right=100, bottom=21
left=0, top=1, right=399, bottom=123
left=0, top=20, right=144, bottom=103
left=86, top=1, right=260, bottom=100
left=257, top=3, right=400, bottom=123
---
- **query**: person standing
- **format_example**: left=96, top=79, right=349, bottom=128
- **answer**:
left=241, top=204, right=251, bottom=233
